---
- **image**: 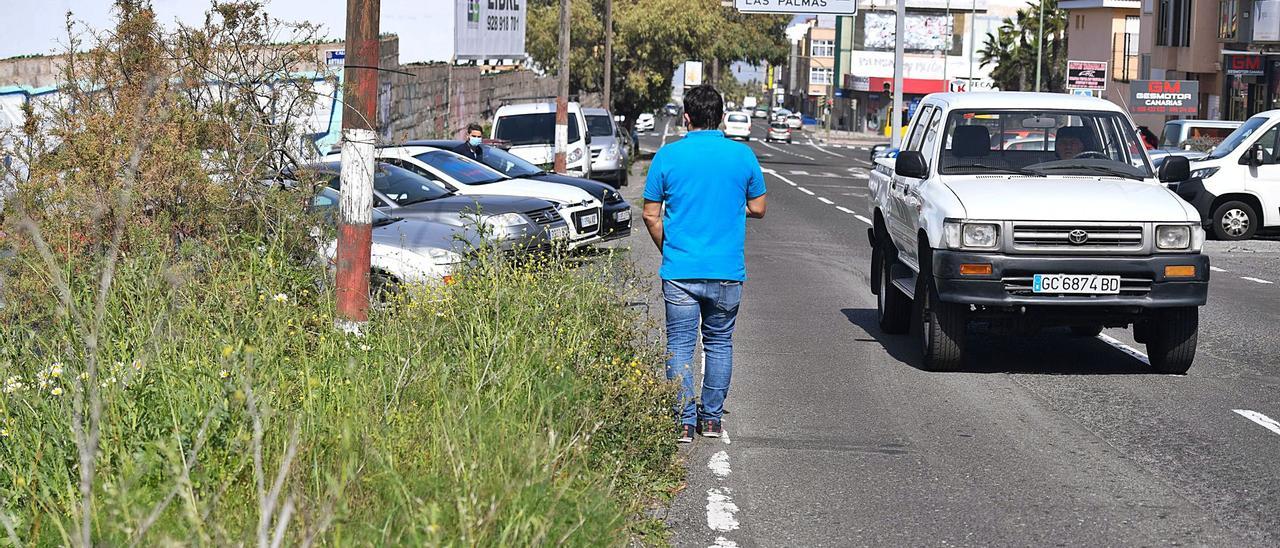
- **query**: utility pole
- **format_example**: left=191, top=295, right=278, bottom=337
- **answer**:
left=968, top=0, right=977, bottom=83
left=554, top=0, right=571, bottom=173
left=1035, top=0, right=1045, bottom=91
left=603, top=0, right=612, bottom=111
left=335, top=0, right=379, bottom=329
left=891, top=0, right=906, bottom=148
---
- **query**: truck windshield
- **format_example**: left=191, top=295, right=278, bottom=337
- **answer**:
left=938, top=109, right=1153, bottom=179
left=1206, top=116, right=1269, bottom=159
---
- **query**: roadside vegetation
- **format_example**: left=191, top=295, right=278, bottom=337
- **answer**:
left=0, top=1, right=678, bottom=544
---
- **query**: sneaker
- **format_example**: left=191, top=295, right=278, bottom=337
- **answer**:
left=698, top=419, right=723, bottom=438
left=677, top=423, right=695, bottom=444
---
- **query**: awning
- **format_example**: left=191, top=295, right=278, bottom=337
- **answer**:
left=869, top=77, right=949, bottom=95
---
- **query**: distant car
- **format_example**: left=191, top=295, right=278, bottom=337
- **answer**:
left=408, top=139, right=633, bottom=242
left=723, top=111, right=752, bottom=141
left=1160, top=119, right=1241, bottom=150
left=752, top=107, right=769, bottom=119
left=869, top=143, right=895, bottom=162
left=636, top=112, right=656, bottom=132
left=298, top=162, right=569, bottom=253
left=786, top=113, right=803, bottom=130
left=771, top=108, right=793, bottom=122
left=309, top=187, right=475, bottom=289
left=583, top=107, right=630, bottom=187
left=663, top=103, right=681, bottom=116
left=767, top=121, right=791, bottom=143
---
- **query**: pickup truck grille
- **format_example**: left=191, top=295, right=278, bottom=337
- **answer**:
left=1011, top=223, right=1143, bottom=252
left=524, top=206, right=561, bottom=226
left=1002, top=276, right=1153, bottom=297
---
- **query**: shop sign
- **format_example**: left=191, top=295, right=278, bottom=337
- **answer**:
left=1067, top=60, right=1108, bottom=90
left=1129, top=80, right=1199, bottom=115
left=1225, top=54, right=1265, bottom=76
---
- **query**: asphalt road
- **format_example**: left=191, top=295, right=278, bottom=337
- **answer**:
left=617, top=115, right=1280, bottom=547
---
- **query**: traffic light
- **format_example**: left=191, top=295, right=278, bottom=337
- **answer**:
left=882, top=82, right=892, bottom=94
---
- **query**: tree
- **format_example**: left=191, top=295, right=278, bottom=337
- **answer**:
left=979, top=0, right=1068, bottom=92
left=526, top=0, right=788, bottom=125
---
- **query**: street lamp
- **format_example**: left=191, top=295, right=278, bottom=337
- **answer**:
left=1035, top=0, right=1045, bottom=91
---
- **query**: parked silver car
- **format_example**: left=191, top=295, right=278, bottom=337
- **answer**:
left=583, top=107, right=629, bottom=188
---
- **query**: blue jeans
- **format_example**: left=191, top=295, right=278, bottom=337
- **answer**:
left=662, top=279, right=743, bottom=426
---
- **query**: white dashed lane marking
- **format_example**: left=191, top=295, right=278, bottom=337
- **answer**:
left=797, top=187, right=815, bottom=196
left=1209, top=266, right=1228, bottom=273
left=854, top=214, right=873, bottom=225
left=836, top=206, right=856, bottom=214
left=1097, top=334, right=1150, bottom=365
left=1240, top=276, right=1274, bottom=285
left=1233, top=409, right=1280, bottom=437
left=790, top=170, right=810, bottom=175
left=818, top=197, right=834, bottom=204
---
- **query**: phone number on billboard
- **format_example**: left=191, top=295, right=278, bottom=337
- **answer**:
left=488, top=15, right=520, bottom=31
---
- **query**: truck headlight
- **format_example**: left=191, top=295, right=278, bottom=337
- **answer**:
left=944, top=221, right=1000, bottom=249
left=426, top=248, right=463, bottom=265
left=568, top=147, right=584, bottom=163
left=1156, top=224, right=1202, bottom=251
left=1189, top=167, right=1218, bottom=179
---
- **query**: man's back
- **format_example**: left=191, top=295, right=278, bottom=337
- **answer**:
left=643, top=130, right=765, bottom=282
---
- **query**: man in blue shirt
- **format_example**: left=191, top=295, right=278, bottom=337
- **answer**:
left=642, top=85, right=767, bottom=443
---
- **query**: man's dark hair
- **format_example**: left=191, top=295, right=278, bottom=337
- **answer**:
left=683, top=85, right=724, bottom=130
left=467, top=122, right=483, bottom=134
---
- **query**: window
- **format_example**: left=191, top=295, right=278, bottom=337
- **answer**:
left=1113, top=17, right=1141, bottom=81
left=906, top=105, right=934, bottom=152
left=1219, top=0, right=1239, bottom=40
left=809, top=67, right=833, bottom=85
left=811, top=39, right=835, bottom=57
left=1157, top=0, right=1193, bottom=47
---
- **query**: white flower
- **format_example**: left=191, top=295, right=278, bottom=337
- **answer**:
left=359, top=344, right=371, bottom=352
left=272, top=293, right=289, bottom=303
left=3, top=376, right=23, bottom=394
left=219, top=370, right=231, bottom=379
left=49, top=363, right=63, bottom=378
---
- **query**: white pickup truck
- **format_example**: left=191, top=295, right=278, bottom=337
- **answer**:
left=867, top=92, right=1208, bottom=373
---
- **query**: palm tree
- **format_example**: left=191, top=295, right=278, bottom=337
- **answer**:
left=979, top=0, right=1068, bottom=92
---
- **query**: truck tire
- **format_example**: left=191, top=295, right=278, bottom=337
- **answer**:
left=919, top=277, right=966, bottom=372
left=1146, top=307, right=1198, bottom=374
left=1069, top=325, right=1104, bottom=337
left=1211, top=200, right=1258, bottom=241
left=876, top=243, right=911, bottom=334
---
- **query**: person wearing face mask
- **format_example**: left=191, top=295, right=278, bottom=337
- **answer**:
left=453, top=123, right=485, bottom=162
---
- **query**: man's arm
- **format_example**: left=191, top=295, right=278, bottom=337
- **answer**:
left=747, top=194, right=767, bottom=219
left=642, top=200, right=664, bottom=251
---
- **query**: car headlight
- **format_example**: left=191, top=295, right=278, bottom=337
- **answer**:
left=482, top=212, right=526, bottom=234
left=426, top=247, right=463, bottom=265
left=1190, top=167, right=1219, bottom=179
left=602, top=189, right=622, bottom=204
left=943, top=221, right=1000, bottom=250
left=568, top=147, right=584, bottom=163
left=1155, top=224, right=1202, bottom=251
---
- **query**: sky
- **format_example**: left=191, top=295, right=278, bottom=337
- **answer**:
left=0, top=0, right=454, bottom=62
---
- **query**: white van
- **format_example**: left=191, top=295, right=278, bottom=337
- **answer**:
left=491, top=102, right=593, bottom=179
left=1176, top=110, right=1280, bottom=240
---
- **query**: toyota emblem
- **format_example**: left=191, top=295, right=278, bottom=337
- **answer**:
left=1067, top=229, right=1090, bottom=245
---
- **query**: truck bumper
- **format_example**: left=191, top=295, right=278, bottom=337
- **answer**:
left=931, top=250, right=1210, bottom=310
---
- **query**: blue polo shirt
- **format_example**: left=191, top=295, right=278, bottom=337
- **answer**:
left=643, top=130, right=767, bottom=282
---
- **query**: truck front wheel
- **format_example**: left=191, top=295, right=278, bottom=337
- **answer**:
left=919, top=277, right=966, bottom=372
left=1146, top=307, right=1198, bottom=374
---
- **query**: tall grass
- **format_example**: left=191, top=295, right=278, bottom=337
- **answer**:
left=0, top=235, right=679, bottom=545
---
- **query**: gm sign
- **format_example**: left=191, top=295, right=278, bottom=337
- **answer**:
left=1130, top=80, right=1199, bottom=115
left=1226, top=54, right=1265, bottom=76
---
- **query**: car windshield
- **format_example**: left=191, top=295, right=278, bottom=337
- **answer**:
left=493, top=112, right=581, bottom=146
left=938, top=109, right=1153, bottom=179
left=585, top=115, right=614, bottom=137
left=325, top=164, right=451, bottom=206
left=1207, top=116, right=1269, bottom=159
left=728, top=114, right=749, bottom=123
left=413, top=150, right=508, bottom=185
left=475, top=145, right=543, bottom=178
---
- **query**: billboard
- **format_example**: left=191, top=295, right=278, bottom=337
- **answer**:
left=1256, top=1, right=1280, bottom=41
left=1129, top=80, right=1199, bottom=115
left=684, top=61, right=704, bottom=87
left=736, top=0, right=857, bottom=14
left=454, top=0, right=527, bottom=60
left=863, top=12, right=956, bottom=53
left=1066, top=60, right=1108, bottom=90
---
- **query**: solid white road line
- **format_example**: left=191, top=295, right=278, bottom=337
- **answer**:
left=854, top=214, right=873, bottom=225
left=1209, top=266, right=1228, bottom=273
left=797, top=187, right=815, bottom=195
left=817, top=197, right=834, bottom=204
left=1240, top=276, right=1274, bottom=284
left=836, top=206, right=856, bottom=214
left=1097, top=334, right=1150, bottom=365
left=1232, top=409, right=1280, bottom=437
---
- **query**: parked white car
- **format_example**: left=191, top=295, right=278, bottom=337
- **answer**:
left=786, top=113, right=803, bottom=130
left=868, top=92, right=1206, bottom=374
left=723, top=111, right=752, bottom=141
left=324, top=146, right=604, bottom=248
left=492, top=101, right=593, bottom=178
left=636, top=112, right=656, bottom=132
left=1175, top=110, right=1280, bottom=240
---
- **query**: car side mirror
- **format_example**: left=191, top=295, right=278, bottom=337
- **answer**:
left=1159, top=155, right=1190, bottom=183
left=895, top=150, right=928, bottom=179
left=1239, top=144, right=1264, bottom=166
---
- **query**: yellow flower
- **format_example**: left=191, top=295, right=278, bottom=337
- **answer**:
left=50, top=387, right=64, bottom=397
left=221, top=345, right=234, bottom=357
left=49, top=363, right=64, bottom=378
left=273, top=293, right=289, bottom=303
left=219, top=370, right=231, bottom=379
left=0, top=428, right=9, bottom=438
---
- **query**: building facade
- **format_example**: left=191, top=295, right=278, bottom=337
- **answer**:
left=1061, top=0, right=1141, bottom=108
left=1216, top=0, right=1280, bottom=120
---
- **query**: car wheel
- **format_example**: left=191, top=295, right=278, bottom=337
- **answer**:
left=1211, top=200, right=1258, bottom=240
left=1069, top=325, right=1104, bottom=337
left=370, top=269, right=402, bottom=303
left=1146, top=307, right=1198, bottom=374
left=876, top=242, right=911, bottom=335
left=919, top=276, right=966, bottom=372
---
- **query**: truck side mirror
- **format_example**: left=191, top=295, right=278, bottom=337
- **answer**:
left=1239, top=144, right=1265, bottom=166
left=895, top=150, right=928, bottom=179
left=1159, top=155, right=1190, bottom=183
